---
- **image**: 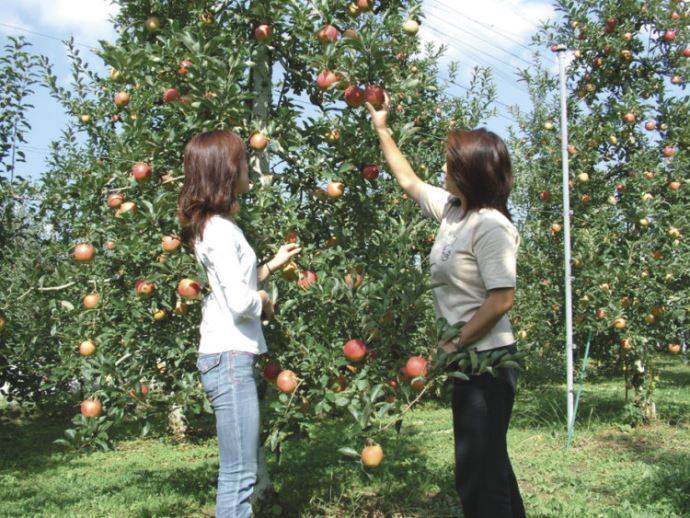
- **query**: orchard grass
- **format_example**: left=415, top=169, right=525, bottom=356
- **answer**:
left=1, top=355, right=687, bottom=517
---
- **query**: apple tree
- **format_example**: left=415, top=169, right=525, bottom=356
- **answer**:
left=15, top=0, right=519, bottom=455
left=0, top=36, right=57, bottom=406
left=510, top=0, right=688, bottom=422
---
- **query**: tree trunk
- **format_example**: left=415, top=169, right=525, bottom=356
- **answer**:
left=250, top=43, right=272, bottom=187
left=249, top=41, right=275, bottom=503
left=167, top=403, right=187, bottom=438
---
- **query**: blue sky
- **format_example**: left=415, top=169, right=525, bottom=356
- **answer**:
left=0, top=0, right=556, bottom=181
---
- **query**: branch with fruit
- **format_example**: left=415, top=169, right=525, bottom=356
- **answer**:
left=337, top=318, right=528, bottom=469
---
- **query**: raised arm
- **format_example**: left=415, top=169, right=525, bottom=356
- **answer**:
left=366, top=93, right=425, bottom=203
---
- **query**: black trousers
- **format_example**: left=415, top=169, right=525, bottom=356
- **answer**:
left=451, top=354, right=525, bottom=518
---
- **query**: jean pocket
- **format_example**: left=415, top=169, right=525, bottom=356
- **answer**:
left=197, top=353, right=222, bottom=397
left=228, top=352, right=256, bottom=385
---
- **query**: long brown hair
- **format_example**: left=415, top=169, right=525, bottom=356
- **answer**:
left=446, top=129, right=514, bottom=222
left=178, top=130, right=246, bottom=253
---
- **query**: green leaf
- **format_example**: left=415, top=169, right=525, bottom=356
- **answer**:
left=338, top=447, right=360, bottom=459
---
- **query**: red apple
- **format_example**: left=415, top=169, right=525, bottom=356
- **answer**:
left=343, top=84, right=365, bottom=107
left=356, top=0, right=371, bottom=11
left=662, top=146, right=676, bottom=157
left=178, top=59, right=193, bottom=75
left=263, top=361, right=281, bottom=382
left=114, top=91, right=130, bottom=107
left=163, top=88, right=180, bottom=103
left=249, top=132, right=269, bottom=151
left=539, top=191, right=551, bottom=202
left=343, top=339, right=367, bottom=362
left=683, top=48, right=690, bottom=58
left=80, top=399, right=102, bottom=418
left=326, top=181, right=345, bottom=198
left=135, top=279, right=155, bottom=298
left=411, top=378, right=426, bottom=393
left=318, top=25, right=339, bottom=43
left=105, top=240, right=115, bottom=250
left=177, top=278, right=201, bottom=299
left=116, top=201, right=137, bottom=218
left=73, top=243, right=95, bottom=262
left=276, top=370, right=298, bottom=393
left=83, top=293, right=100, bottom=309
left=255, top=24, right=272, bottom=41
left=362, top=164, right=380, bottom=180
left=297, top=269, right=318, bottom=290
left=668, top=181, right=681, bottom=191
left=361, top=443, right=383, bottom=467
left=663, top=30, right=676, bottom=42
left=107, top=193, right=124, bottom=208
left=79, top=339, right=96, bottom=356
left=623, top=112, right=635, bottom=123
left=365, top=84, right=385, bottom=108
left=668, top=343, right=681, bottom=354
left=604, top=17, right=617, bottom=33
left=162, top=235, right=181, bottom=252
left=645, top=120, right=657, bottom=131
left=285, top=231, right=298, bottom=244
left=132, top=162, right=152, bottom=182
left=316, top=70, right=339, bottom=90
left=405, top=356, right=428, bottom=378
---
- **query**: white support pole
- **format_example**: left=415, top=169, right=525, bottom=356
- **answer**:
left=556, top=46, right=575, bottom=438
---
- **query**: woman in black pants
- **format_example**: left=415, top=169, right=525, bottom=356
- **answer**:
left=367, top=94, right=525, bottom=517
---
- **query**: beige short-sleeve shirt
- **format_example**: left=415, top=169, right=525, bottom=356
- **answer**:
left=418, top=182, right=520, bottom=352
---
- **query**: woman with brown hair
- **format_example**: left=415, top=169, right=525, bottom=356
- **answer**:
left=178, top=130, right=300, bottom=517
left=367, top=95, right=525, bottom=517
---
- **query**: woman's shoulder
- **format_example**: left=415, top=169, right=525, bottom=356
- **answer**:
left=201, top=214, right=241, bottom=242
left=474, top=208, right=518, bottom=236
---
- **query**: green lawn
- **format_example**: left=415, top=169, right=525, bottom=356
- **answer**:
left=1, top=356, right=688, bottom=517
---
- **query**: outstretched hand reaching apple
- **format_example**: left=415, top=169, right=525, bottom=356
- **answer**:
left=365, top=90, right=390, bottom=131
left=270, top=243, right=302, bottom=271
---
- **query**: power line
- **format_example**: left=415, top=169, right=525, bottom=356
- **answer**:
left=421, top=23, right=531, bottom=89
left=492, top=0, right=548, bottom=33
left=0, top=22, right=97, bottom=50
left=424, top=9, right=535, bottom=68
left=426, top=0, right=555, bottom=64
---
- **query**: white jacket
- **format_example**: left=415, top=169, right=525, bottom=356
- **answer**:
left=194, top=215, right=267, bottom=354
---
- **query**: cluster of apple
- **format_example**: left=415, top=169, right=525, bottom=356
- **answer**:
left=260, top=331, right=429, bottom=467
left=71, top=235, right=202, bottom=417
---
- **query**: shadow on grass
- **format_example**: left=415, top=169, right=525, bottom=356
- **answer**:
left=268, top=416, right=462, bottom=517
left=0, top=411, right=73, bottom=473
left=597, top=429, right=690, bottom=515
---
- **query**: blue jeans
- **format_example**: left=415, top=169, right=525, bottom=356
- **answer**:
left=197, top=351, right=260, bottom=518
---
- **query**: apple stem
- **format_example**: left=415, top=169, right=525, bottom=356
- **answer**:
left=282, top=378, right=303, bottom=418
left=374, top=378, right=435, bottom=436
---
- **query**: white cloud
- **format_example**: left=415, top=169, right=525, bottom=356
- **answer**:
left=1, top=0, right=119, bottom=45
